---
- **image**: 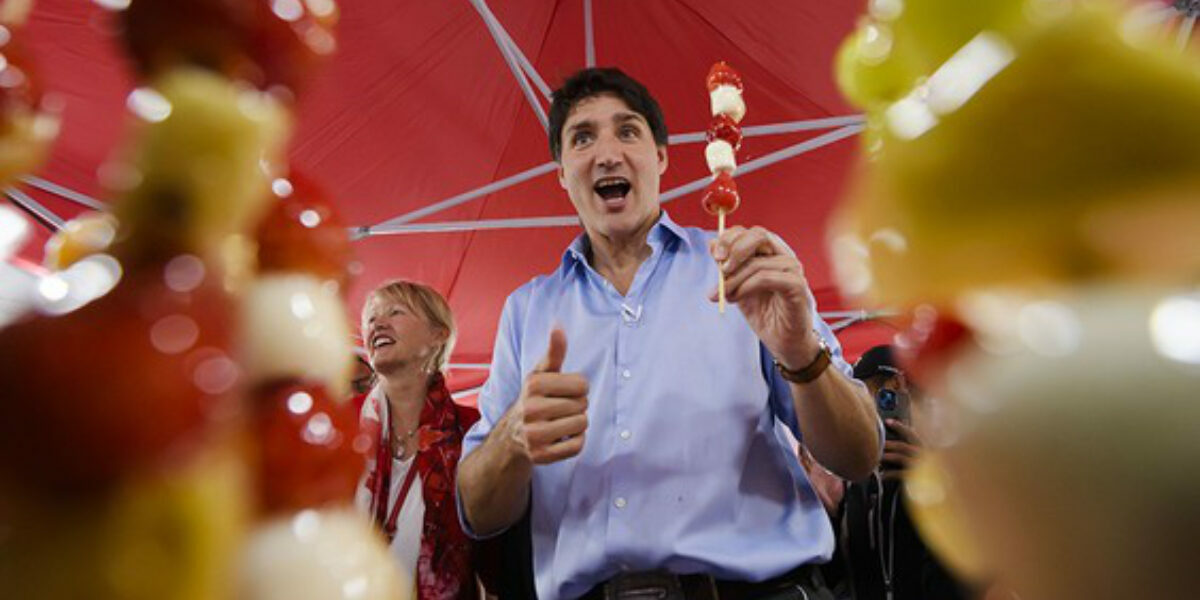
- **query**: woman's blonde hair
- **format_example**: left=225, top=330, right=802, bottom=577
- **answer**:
left=363, top=279, right=456, bottom=373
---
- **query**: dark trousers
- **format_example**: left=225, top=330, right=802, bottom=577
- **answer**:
left=579, top=564, right=837, bottom=600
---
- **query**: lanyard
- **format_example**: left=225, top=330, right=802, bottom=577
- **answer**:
left=383, top=456, right=421, bottom=542
left=372, top=392, right=425, bottom=543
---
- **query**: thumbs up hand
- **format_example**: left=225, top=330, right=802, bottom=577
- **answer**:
left=510, top=329, right=590, bottom=464
left=534, top=328, right=569, bottom=374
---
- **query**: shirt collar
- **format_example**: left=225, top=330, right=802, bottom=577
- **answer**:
left=561, top=210, right=690, bottom=269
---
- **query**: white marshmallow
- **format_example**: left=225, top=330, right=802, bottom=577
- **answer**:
left=240, top=273, right=353, bottom=400
left=238, top=507, right=408, bottom=600
left=705, top=139, right=737, bottom=174
left=709, top=85, right=746, bottom=122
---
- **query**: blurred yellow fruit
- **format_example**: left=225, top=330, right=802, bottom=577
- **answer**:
left=0, top=0, right=33, bottom=26
left=835, top=21, right=922, bottom=110
left=43, top=211, right=119, bottom=270
left=0, top=437, right=250, bottom=600
left=833, top=4, right=1200, bottom=307
left=904, top=450, right=990, bottom=583
left=836, top=0, right=1039, bottom=111
left=113, top=68, right=290, bottom=265
left=0, top=104, right=57, bottom=187
left=0, top=23, right=59, bottom=187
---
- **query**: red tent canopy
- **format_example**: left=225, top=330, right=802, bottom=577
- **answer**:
left=13, top=0, right=898, bottom=394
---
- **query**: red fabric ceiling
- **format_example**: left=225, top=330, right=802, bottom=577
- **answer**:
left=14, top=0, right=893, bottom=392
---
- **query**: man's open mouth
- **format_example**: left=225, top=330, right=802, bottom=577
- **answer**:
left=594, top=177, right=631, bottom=201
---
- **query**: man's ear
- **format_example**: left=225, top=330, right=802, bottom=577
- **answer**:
left=557, top=162, right=567, bottom=189
left=657, top=145, right=669, bottom=175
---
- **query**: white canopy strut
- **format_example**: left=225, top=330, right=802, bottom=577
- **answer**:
left=365, top=123, right=864, bottom=236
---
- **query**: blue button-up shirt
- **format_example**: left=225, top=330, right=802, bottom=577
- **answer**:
left=460, top=211, right=864, bottom=600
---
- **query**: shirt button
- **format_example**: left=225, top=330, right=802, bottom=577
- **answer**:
left=620, top=429, right=632, bottom=440
left=614, top=497, right=627, bottom=509
left=621, top=369, right=632, bottom=379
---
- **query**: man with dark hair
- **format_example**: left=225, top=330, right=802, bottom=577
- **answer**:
left=457, top=67, right=882, bottom=600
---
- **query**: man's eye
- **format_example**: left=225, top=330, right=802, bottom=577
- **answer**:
left=572, top=131, right=593, bottom=146
left=619, top=126, right=639, bottom=139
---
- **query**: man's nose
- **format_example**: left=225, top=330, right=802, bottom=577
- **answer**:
left=593, top=134, right=624, bottom=169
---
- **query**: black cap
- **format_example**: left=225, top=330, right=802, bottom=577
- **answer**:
left=853, top=344, right=899, bottom=381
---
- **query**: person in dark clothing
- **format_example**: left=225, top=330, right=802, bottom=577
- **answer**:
left=816, top=345, right=971, bottom=600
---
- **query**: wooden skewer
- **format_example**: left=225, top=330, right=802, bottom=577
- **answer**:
left=718, top=208, right=727, bottom=314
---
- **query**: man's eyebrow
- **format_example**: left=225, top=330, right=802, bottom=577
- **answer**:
left=566, top=119, right=596, bottom=133
left=613, top=112, right=646, bottom=125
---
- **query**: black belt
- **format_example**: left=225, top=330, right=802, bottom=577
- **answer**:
left=579, top=564, right=827, bottom=600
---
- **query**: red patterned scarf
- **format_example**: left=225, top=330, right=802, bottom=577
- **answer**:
left=364, top=373, right=478, bottom=600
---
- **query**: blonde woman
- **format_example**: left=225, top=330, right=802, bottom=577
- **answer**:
left=357, top=279, right=483, bottom=599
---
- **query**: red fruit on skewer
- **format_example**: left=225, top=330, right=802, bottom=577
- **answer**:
left=255, top=172, right=353, bottom=288
left=251, top=380, right=369, bottom=514
left=0, top=262, right=238, bottom=492
left=706, top=113, right=743, bottom=152
left=117, top=0, right=339, bottom=96
left=896, top=309, right=972, bottom=389
left=705, top=62, right=746, bottom=314
left=701, top=171, right=740, bottom=216
left=708, top=60, right=746, bottom=124
left=706, top=61, right=743, bottom=92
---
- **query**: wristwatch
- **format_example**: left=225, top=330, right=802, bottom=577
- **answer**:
left=774, top=337, right=831, bottom=384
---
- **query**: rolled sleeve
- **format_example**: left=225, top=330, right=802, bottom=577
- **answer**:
left=456, top=291, right=526, bottom=539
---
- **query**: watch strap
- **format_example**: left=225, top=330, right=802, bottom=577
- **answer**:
left=774, top=342, right=832, bottom=384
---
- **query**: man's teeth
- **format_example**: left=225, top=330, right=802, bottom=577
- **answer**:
left=594, top=178, right=631, bottom=199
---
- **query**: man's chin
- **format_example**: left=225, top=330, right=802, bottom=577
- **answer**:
left=589, top=213, right=657, bottom=240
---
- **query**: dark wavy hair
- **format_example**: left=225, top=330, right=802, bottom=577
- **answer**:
left=548, top=67, right=669, bottom=161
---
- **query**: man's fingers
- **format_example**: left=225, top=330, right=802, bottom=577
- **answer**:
left=524, top=372, right=589, bottom=399
left=526, top=413, right=589, bottom=446
left=517, top=333, right=589, bottom=467
left=722, top=255, right=797, bottom=296
left=523, top=395, right=589, bottom=422
left=719, top=227, right=795, bottom=275
left=718, top=228, right=770, bottom=275
left=526, top=410, right=589, bottom=465
left=883, top=440, right=919, bottom=458
left=710, top=226, right=747, bottom=261
left=531, top=433, right=585, bottom=464
left=711, top=227, right=802, bottom=302
left=885, top=419, right=922, bottom=445
left=882, top=451, right=914, bottom=465
left=535, top=328, right=568, bottom=373
left=725, top=269, right=795, bottom=303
